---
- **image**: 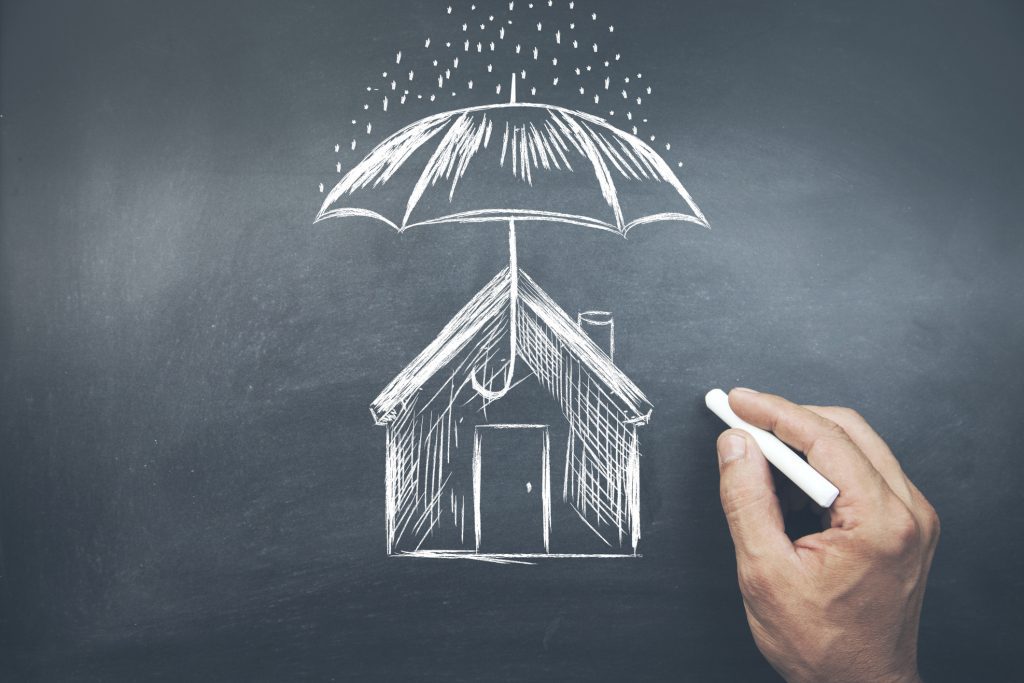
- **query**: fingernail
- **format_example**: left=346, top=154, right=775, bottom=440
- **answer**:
left=719, top=434, right=747, bottom=465
left=732, top=387, right=759, bottom=394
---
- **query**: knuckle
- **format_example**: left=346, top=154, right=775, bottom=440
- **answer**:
left=922, top=501, right=941, bottom=543
left=878, top=509, right=921, bottom=557
left=823, top=418, right=851, bottom=439
left=807, top=430, right=851, bottom=456
left=909, top=488, right=941, bottom=543
left=831, top=406, right=866, bottom=427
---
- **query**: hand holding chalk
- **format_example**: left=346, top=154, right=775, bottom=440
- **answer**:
left=707, top=388, right=939, bottom=683
left=705, top=388, right=839, bottom=507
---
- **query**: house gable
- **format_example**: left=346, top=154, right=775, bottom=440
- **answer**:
left=370, top=268, right=651, bottom=425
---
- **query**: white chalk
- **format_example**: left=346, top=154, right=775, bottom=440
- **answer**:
left=705, top=389, right=840, bottom=508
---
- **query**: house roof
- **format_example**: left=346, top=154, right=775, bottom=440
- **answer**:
left=370, top=268, right=652, bottom=425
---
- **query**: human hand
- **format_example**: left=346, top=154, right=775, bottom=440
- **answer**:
left=714, top=388, right=939, bottom=683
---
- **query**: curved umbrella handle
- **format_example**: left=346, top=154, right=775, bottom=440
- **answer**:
left=471, top=350, right=516, bottom=401
left=471, top=292, right=517, bottom=401
left=472, top=219, right=519, bottom=402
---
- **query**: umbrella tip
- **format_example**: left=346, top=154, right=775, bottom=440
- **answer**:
left=510, top=72, right=517, bottom=104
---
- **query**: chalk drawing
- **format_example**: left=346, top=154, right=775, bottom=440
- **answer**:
left=315, top=1, right=708, bottom=563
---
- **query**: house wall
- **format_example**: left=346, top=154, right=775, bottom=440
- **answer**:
left=516, top=305, right=642, bottom=551
left=385, top=312, right=508, bottom=554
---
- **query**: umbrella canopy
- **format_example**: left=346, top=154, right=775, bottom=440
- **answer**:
left=317, top=75, right=708, bottom=400
left=315, top=77, right=708, bottom=233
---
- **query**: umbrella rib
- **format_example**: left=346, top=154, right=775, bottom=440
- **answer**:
left=483, top=118, right=494, bottom=148
left=542, top=120, right=574, bottom=171
left=448, top=114, right=489, bottom=202
left=528, top=123, right=552, bottom=171
left=612, top=135, right=656, bottom=180
left=546, top=111, right=588, bottom=157
left=512, top=125, right=521, bottom=181
left=402, top=113, right=473, bottom=229
left=528, top=126, right=536, bottom=185
left=556, top=111, right=625, bottom=232
left=590, top=131, right=638, bottom=181
left=535, top=122, right=563, bottom=170
left=605, top=133, right=648, bottom=181
left=500, top=122, right=510, bottom=167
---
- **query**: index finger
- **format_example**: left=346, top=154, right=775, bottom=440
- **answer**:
left=727, top=389, right=889, bottom=512
left=802, top=405, right=914, bottom=505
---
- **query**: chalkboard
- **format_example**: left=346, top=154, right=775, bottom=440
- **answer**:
left=2, top=1, right=1022, bottom=680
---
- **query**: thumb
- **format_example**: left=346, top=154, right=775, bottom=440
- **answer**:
left=717, top=429, right=794, bottom=563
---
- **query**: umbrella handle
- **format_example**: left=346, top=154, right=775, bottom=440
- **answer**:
left=472, top=219, right=518, bottom=401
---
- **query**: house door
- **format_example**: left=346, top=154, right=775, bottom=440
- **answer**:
left=473, top=425, right=551, bottom=554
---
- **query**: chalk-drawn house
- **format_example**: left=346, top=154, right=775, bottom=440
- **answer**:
left=372, top=267, right=651, bottom=561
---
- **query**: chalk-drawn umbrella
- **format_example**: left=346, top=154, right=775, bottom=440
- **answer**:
left=316, top=75, right=709, bottom=399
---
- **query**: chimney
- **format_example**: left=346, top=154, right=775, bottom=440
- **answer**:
left=578, top=310, right=615, bottom=360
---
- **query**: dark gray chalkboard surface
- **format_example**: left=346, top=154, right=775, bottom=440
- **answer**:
left=2, top=1, right=1022, bottom=680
